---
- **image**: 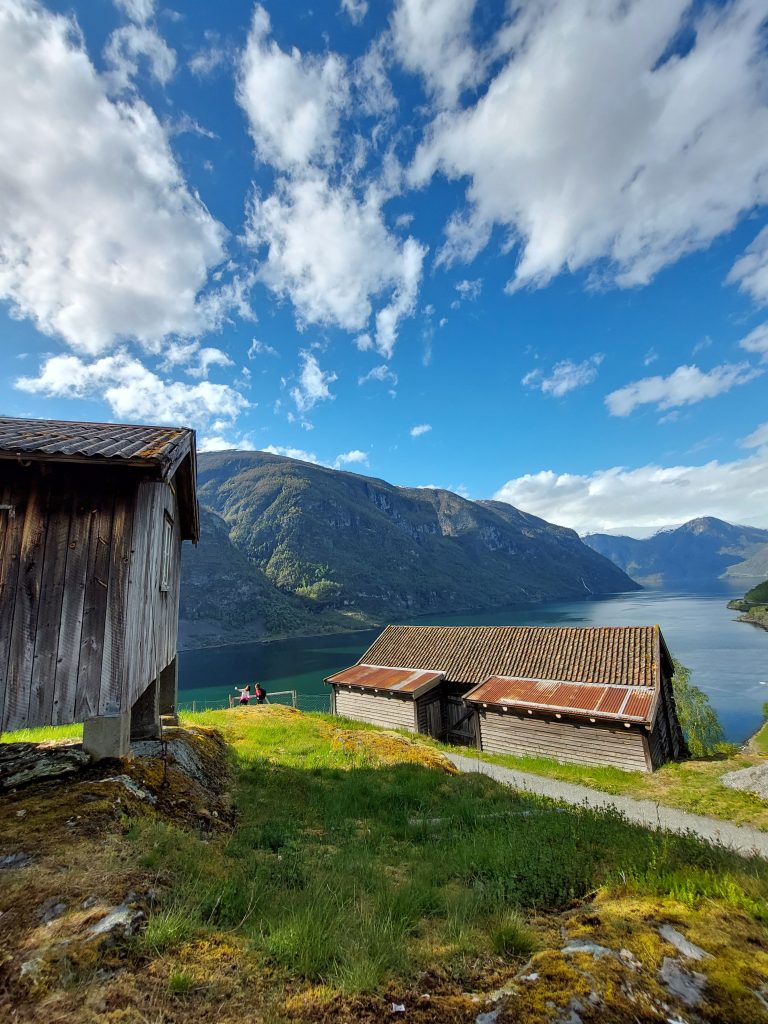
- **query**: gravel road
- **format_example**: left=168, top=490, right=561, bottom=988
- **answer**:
left=446, top=752, right=768, bottom=859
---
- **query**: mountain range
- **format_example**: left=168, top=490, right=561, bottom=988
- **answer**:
left=179, top=451, right=637, bottom=648
left=584, top=517, right=768, bottom=585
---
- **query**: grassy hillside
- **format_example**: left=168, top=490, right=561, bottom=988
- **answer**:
left=4, top=708, right=768, bottom=1023
left=727, top=578, right=768, bottom=632
left=182, top=450, right=637, bottom=646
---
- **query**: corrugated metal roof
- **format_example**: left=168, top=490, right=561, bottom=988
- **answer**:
left=361, top=625, right=661, bottom=688
left=465, top=676, right=655, bottom=724
left=326, top=663, right=444, bottom=699
left=0, top=416, right=193, bottom=478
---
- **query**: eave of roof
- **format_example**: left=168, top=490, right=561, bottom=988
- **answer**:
left=463, top=675, right=655, bottom=725
left=325, top=663, right=445, bottom=699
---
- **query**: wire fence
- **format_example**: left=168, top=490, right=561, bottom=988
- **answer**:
left=177, top=691, right=332, bottom=715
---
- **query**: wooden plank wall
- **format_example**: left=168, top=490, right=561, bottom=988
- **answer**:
left=334, top=687, right=416, bottom=732
left=478, top=709, right=650, bottom=772
left=0, top=465, right=182, bottom=732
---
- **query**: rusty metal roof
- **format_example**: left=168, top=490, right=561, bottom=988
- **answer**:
left=464, top=675, right=655, bottom=724
left=326, top=663, right=445, bottom=699
left=361, top=625, right=664, bottom=688
left=0, top=416, right=194, bottom=479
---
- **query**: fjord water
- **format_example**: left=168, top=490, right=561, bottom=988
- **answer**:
left=178, top=582, right=768, bottom=743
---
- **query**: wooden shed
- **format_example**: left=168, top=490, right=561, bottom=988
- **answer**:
left=0, top=416, right=198, bottom=759
left=326, top=624, right=687, bottom=772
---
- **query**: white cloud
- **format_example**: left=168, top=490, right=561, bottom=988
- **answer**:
left=185, top=346, right=233, bottom=379
left=643, top=347, right=658, bottom=366
left=493, top=441, right=768, bottom=535
left=341, top=0, right=368, bottom=24
left=290, top=350, right=338, bottom=413
left=412, top=0, right=768, bottom=292
left=739, top=322, right=768, bottom=362
left=334, top=449, right=369, bottom=469
left=454, top=277, right=481, bottom=301
left=391, top=0, right=480, bottom=108
left=410, top=423, right=431, bottom=437
left=246, top=175, right=425, bottom=357
left=523, top=354, right=603, bottom=398
left=16, top=351, right=248, bottom=430
left=198, top=434, right=256, bottom=453
left=248, top=338, right=279, bottom=358
left=0, top=0, right=227, bottom=357
left=358, top=364, right=398, bottom=386
left=261, top=444, right=319, bottom=463
left=728, top=226, right=768, bottom=305
left=353, top=38, right=397, bottom=117
left=189, top=32, right=229, bottom=78
left=605, top=362, right=761, bottom=417
left=236, top=5, right=348, bottom=171
left=114, top=0, right=154, bottom=23
left=741, top=422, right=768, bottom=449
left=104, top=24, right=176, bottom=92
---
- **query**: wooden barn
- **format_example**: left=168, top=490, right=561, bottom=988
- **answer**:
left=326, top=624, right=687, bottom=772
left=0, top=416, right=198, bottom=759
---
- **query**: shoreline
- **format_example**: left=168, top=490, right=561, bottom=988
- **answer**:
left=178, top=622, right=381, bottom=654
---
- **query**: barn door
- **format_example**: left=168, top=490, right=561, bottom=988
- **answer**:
left=444, top=696, right=477, bottom=746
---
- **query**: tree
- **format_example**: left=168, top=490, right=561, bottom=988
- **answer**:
left=671, top=659, right=726, bottom=757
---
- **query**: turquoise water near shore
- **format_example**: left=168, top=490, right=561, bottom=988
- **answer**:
left=178, top=582, right=768, bottom=743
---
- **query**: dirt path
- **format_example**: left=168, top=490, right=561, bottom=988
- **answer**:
left=447, top=752, right=768, bottom=859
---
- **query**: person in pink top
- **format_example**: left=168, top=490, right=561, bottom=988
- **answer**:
left=234, top=684, right=251, bottom=706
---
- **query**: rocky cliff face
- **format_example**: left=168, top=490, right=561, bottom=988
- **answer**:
left=177, top=451, right=638, bottom=646
left=584, top=517, right=768, bottom=585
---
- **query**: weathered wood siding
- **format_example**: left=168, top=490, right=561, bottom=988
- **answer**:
left=0, top=464, right=182, bottom=731
left=415, top=693, right=443, bottom=736
left=477, top=708, right=650, bottom=772
left=334, top=686, right=416, bottom=732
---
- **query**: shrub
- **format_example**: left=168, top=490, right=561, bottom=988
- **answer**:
left=672, top=659, right=726, bottom=757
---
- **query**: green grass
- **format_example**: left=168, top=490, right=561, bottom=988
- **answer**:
left=754, top=721, right=768, bottom=756
left=0, top=723, right=82, bottom=743
left=126, top=709, right=768, bottom=995
left=432, top=742, right=768, bottom=831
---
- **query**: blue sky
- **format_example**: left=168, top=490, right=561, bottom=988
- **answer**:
left=1, top=0, right=767, bottom=534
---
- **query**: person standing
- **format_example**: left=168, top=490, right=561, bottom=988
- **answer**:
left=254, top=683, right=267, bottom=704
left=234, top=684, right=251, bottom=706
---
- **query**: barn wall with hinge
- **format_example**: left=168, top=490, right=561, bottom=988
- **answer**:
left=0, top=464, right=181, bottom=732
left=334, top=686, right=416, bottom=732
left=477, top=708, right=651, bottom=772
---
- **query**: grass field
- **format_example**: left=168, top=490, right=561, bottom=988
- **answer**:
left=121, top=707, right=768, bottom=995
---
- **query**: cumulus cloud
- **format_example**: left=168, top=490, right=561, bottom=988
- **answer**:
left=493, top=440, right=768, bottom=535
left=248, top=338, right=279, bottom=358
left=16, top=351, right=248, bottom=430
left=261, top=444, right=319, bottom=463
left=391, top=0, right=480, bottom=108
left=0, top=0, right=227, bottom=357
left=290, top=350, right=338, bottom=413
left=334, top=449, right=369, bottom=469
left=605, top=362, right=761, bottom=417
left=739, top=322, right=768, bottom=362
left=341, top=0, right=368, bottom=26
left=742, top=422, right=768, bottom=449
left=114, top=0, right=155, bottom=23
left=410, top=423, right=431, bottom=437
left=185, top=346, right=233, bottom=379
left=411, top=0, right=768, bottom=292
left=246, top=175, right=425, bottom=357
left=523, top=354, right=603, bottom=398
left=728, top=226, right=768, bottom=305
left=236, top=5, right=348, bottom=171
left=454, top=277, right=482, bottom=301
left=104, top=24, right=176, bottom=92
left=198, top=434, right=257, bottom=453
left=358, top=364, right=398, bottom=387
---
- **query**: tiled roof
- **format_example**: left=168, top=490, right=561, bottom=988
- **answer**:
left=326, top=664, right=444, bottom=698
left=464, top=676, right=655, bottom=724
left=360, top=625, right=662, bottom=688
left=0, top=416, right=193, bottom=478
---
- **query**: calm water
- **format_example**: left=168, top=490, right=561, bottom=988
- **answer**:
left=178, top=581, right=768, bottom=742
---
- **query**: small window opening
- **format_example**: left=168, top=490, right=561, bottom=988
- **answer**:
left=160, top=512, right=174, bottom=591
